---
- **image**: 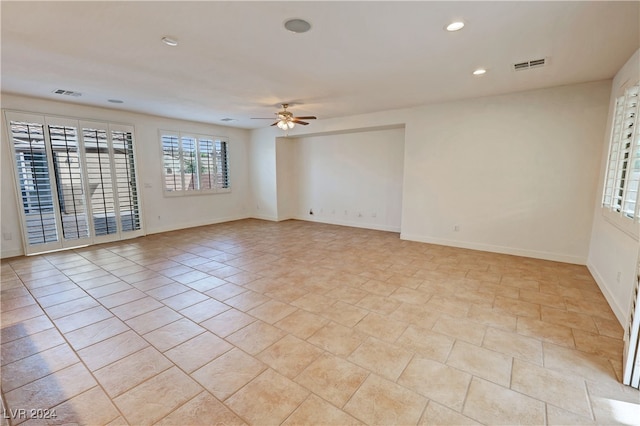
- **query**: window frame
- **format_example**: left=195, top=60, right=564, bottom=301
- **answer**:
left=160, top=130, right=230, bottom=197
left=602, top=82, right=640, bottom=239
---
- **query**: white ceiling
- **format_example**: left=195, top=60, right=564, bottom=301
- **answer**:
left=2, top=1, right=638, bottom=129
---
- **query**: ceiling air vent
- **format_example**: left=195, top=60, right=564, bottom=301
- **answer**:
left=513, top=58, right=547, bottom=72
left=220, top=118, right=235, bottom=122
left=52, top=89, right=82, bottom=97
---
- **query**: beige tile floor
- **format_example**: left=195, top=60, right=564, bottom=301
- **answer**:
left=1, top=219, right=639, bottom=425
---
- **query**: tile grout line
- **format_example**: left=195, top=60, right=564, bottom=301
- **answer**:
left=5, top=264, right=131, bottom=425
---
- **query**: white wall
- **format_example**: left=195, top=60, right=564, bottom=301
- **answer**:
left=1, top=93, right=251, bottom=258
left=401, top=81, right=611, bottom=265
left=588, top=49, right=640, bottom=325
left=249, top=117, right=408, bottom=224
left=290, top=128, right=404, bottom=231
left=248, top=128, right=278, bottom=221
left=276, top=137, right=297, bottom=221
left=248, top=81, right=610, bottom=265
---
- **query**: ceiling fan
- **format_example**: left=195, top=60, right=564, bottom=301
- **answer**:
left=252, top=104, right=317, bottom=130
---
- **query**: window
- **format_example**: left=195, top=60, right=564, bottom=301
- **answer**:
left=161, top=131, right=230, bottom=194
left=6, top=111, right=143, bottom=255
left=602, top=84, right=640, bottom=237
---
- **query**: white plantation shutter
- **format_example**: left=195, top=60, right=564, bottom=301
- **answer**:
left=215, top=140, right=230, bottom=189
left=5, top=111, right=143, bottom=255
left=111, top=127, right=141, bottom=233
left=199, top=138, right=215, bottom=190
left=160, top=131, right=230, bottom=194
left=162, top=134, right=183, bottom=191
left=81, top=121, right=143, bottom=242
left=47, top=122, right=90, bottom=241
left=8, top=116, right=60, bottom=252
left=604, top=96, right=626, bottom=208
left=181, top=136, right=198, bottom=191
left=602, top=84, right=640, bottom=235
left=622, top=88, right=640, bottom=219
left=82, top=125, right=117, bottom=237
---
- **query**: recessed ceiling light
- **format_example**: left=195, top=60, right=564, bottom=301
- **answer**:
left=108, top=99, right=124, bottom=104
left=161, top=36, right=178, bottom=47
left=445, top=21, right=465, bottom=31
left=473, top=68, right=487, bottom=75
left=284, top=18, right=311, bottom=34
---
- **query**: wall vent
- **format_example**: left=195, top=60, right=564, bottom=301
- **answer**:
left=513, top=58, right=547, bottom=71
left=52, top=89, right=82, bottom=97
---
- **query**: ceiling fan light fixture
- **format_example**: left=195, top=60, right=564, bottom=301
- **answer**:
left=277, top=119, right=295, bottom=130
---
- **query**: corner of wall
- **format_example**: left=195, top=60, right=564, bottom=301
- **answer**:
left=586, top=261, right=627, bottom=326
left=251, top=214, right=279, bottom=222
left=585, top=48, right=640, bottom=327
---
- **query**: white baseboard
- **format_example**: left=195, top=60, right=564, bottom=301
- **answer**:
left=586, top=261, right=627, bottom=327
left=400, top=233, right=586, bottom=265
left=146, top=214, right=251, bottom=235
left=1, top=248, right=23, bottom=259
left=251, top=214, right=279, bottom=222
left=293, top=215, right=401, bottom=233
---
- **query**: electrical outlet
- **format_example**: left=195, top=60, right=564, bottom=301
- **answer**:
left=309, top=209, right=314, bottom=215
left=617, top=271, right=622, bottom=283
left=454, top=225, right=460, bottom=232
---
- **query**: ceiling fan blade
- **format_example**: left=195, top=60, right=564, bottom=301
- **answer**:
left=292, top=120, right=309, bottom=125
left=251, top=118, right=276, bottom=119
left=294, top=116, right=317, bottom=120
left=270, top=121, right=279, bottom=126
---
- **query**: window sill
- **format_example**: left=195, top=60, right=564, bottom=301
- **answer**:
left=163, top=188, right=231, bottom=197
left=602, top=208, right=639, bottom=240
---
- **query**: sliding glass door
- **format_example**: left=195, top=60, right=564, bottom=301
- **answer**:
left=6, top=112, right=143, bottom=255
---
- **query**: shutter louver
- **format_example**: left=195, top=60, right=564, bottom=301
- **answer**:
left=162, top=134, right=182, bottom=191
left=181, top=136, right=198, bottom=191
left=112, top=129, right=141, bottom=233
left=603, top=84, right=640, bottom=223
left=10, top=120, right=59, bottom=246
left=215, top=140, right=229, bottom=189
left=199, top=138, right=215, bottom=190
left=83, top=127, right=117, bottom=236
left=622, top=86, right=640, bottom=219
left=48, top=125, right=90, bottom=240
